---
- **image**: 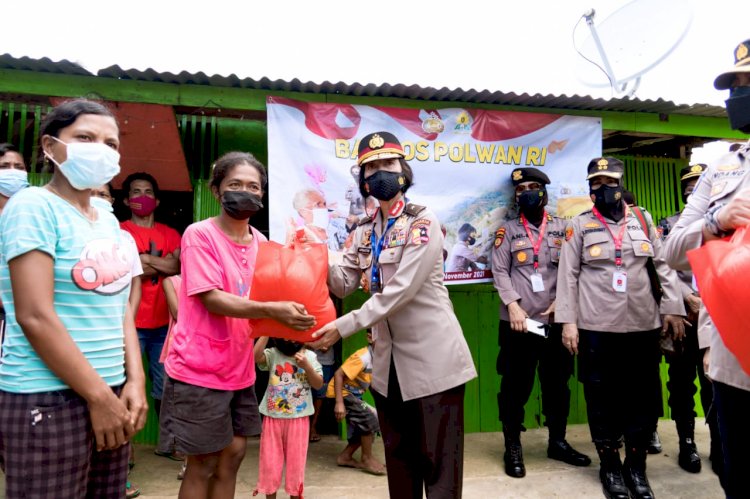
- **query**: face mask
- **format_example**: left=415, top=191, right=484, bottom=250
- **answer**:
left=91, top=195, right=114, bottom=213
left=0, top=169, right=29, bottom=197
left=360, top=170, right=406, bottom=201
left=517, top=189, right=546, bottom=222
left=45, top=137, right=121, bottom=190
left=726, top=86, right=750, bottom=134
left=591, top=184, right=625, bottom=221
left=272, top=338, right=302, bottom=357
left=311, top=208, right=329, bottom=228
left=129, top=195, right=157, bottom=217
left=466, top=236, right=476, bottom=246
left=221, top=191, right=263, bottom=220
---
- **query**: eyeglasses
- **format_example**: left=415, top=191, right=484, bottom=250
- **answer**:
left=514, top=182, right=542, bottom=194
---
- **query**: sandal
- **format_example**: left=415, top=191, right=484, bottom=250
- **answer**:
left=125, top=480, right=141, bottom=499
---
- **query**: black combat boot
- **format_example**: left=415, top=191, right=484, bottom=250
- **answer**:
left=503, top=431, right=525, bottom=478
left=623, top=445, right=655, bottom=499
left=647, top=430, right=662, bottom=454
left=596, top=444, right=630, bottom=499
left=676, top=419, right=701, bottom=473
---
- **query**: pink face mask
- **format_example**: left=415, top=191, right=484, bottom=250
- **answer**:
left=129, top=195, right=157, bottom=216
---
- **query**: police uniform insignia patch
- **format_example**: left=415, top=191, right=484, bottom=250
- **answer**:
left=584, top=222, right=600, bottom=229
left=512, top=170, right=523, bottom=182
left=718, top=164, right=739, bottom=172
left=517, top=251, right=527, bottom=263
left=361, top=229, right=372, bottom=247
left=494, top=228, right=506, bottom=247
left=554, top=238, right=562, bottom=247
left=386, top=228, right=407, bottom=248
left=369, top=134, right=385, bottom=149
left=656, top=226, right=664, bottom=239
left=565, top=226, right=574, bottom=241
left=711, top=182, right=727, bottom=196
left=410, top=219, right=431, bottom=245
left=641, top=242, right=650, bottom=252
left=590, top=245, right=602, bottom=257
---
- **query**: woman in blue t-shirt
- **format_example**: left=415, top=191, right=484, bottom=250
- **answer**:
left=0, top=99, right=148, bottom=498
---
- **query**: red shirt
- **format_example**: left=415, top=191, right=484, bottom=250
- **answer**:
left=120, top=220, right=181, bottom=329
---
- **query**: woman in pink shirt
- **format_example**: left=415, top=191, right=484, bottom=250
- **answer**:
left=161, top=152, right=315, bottom=499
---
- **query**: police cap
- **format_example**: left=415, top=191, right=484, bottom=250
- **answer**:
left=586, top=157, right=624, bottom=181
left=510, top=167, right=551, bottom=186
left=357, top=131, right=405, bottom=166
left=714, top=39, right=750, bottom=90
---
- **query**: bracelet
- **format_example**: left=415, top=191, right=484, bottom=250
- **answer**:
left=704, top=203, right=728, bottom=237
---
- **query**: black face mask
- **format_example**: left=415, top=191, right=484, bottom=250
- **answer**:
left=272, top=338, right=303, bottom=357
left=221, top=191, right=263, bottom=220
left=517, top=189, right=546, bottom=223
left=591, top=184, right=625, bottom=221
left=466, top=236, right=476, bottom=246
left=726, top=86, right=750, bottom=134
left=360, top=170, right=407, bottom=201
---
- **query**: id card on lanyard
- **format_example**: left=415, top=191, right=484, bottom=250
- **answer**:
left=370, top=217, right=397, bottom=294
left=521, top=212, right=548, bottom=293
left=591, top=206, right=628, bottom=293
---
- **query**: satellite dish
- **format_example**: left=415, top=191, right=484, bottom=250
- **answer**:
left=575, top=0, right=693, bottom=97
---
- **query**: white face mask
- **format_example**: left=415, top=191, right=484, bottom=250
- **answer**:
left=0, top=169, right=29, bottom=197
left=311, top=208, right=329, bottom=228
left=45, top=137, right=121, bottom=190
left=90, top=195, right=114, bottom=213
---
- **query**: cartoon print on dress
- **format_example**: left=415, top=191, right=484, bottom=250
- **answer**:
left=71, top=238, right=134, bottom=295
left=266, top=361, right=311, bottom=415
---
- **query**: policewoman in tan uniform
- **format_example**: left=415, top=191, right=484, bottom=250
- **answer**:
left=555, top=157, right=685, bottom=499
left=663, top=38, right=750, bottom=499
left=492, top=167, right=590, bottom=479
left=311, top=131, right=477, bottom=499
left=657, top=163, right=720, bottom=475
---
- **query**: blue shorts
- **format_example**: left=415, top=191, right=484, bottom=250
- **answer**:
left=312, top=364, right=335, bottom=399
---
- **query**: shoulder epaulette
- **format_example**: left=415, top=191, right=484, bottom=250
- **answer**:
left=404, top=203, right=426, bottom=217
left=358, top=214, right=373, bottom=225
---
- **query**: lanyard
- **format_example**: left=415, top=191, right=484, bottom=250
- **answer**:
left=370, top=216, right=398, bottom=293
left=520, top=212, right=548, bottom=271
left=591, top=206, right=628, bottom=268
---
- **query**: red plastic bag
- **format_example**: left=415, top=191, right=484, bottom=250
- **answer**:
left=688, top=226, right=750, bottom=375
left=249, top=240, right=336, bottom=342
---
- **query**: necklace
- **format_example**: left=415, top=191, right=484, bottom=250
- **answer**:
left=46, top=184, right=97, bottom=222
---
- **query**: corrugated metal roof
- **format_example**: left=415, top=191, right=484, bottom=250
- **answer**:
left=0, top=54, right=727, bottom=118
left=0, top=53, right=92, bottom=76
left=93, top=65, right=727, bottom=119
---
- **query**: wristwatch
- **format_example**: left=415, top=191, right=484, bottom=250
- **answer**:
left=704, top=203, right=729, bottom=237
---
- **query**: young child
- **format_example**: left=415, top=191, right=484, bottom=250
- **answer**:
left=253, top=337, right=324, bottom=499
left=328, top=330, right=386, bottom=476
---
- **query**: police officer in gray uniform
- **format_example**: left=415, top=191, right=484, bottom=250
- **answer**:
left=658, top=163, right=722, bottom=475
left=556, top=157, right=685, bottom=499
left=311, top=131, right=477, bottom=499
left=492, top=167, right=590, bottom=478
left=663, top=38, right=750, bottom=499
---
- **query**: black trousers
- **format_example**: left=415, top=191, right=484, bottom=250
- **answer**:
left=578, top=329, right=662, bottom=448
left=713, top=380, right=750, bottom=499
left=665, top=320, right=713, bottom=423
left=372, top=362, right=465, bottom=499
left=496, top=321, right=573, bottom=437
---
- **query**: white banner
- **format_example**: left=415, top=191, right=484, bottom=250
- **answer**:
left=267, top=97, right=601, bottom=284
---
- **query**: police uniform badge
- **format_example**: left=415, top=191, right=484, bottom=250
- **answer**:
left=565, top=226, right=574, bottom=241
left=512, top=170, right=523, bottom=182
left=359, top=229, right=373, bottom=254
left=640, top=242, right=650, bottom=252
left=590, top=245, right=602, bottom=257
left=494, top=227, right=506, bottom=248
left=369, top=134, right=385, bottom=150
left=410, top=219, right=431, bottom=245
left=517, top=251, right=527, bottom=263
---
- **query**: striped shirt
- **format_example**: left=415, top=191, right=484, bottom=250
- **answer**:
left=0, top=187, right=134, bottom=393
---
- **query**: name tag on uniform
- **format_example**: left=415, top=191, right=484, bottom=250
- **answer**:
left=530, top=273, right=545, bottom=293
left=612, top=270, right=627, bottom=293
